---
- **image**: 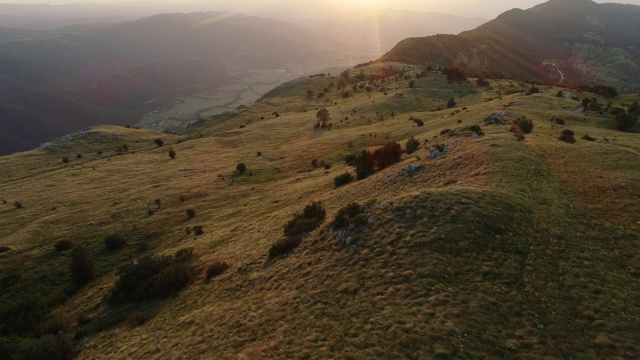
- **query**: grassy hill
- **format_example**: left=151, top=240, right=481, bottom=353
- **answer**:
left=0, top=64, right=639, bottom=358
left=380, top=0, right=640, bottom=92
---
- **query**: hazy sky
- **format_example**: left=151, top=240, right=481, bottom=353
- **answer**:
left=1, top=0, right=640, bottom=18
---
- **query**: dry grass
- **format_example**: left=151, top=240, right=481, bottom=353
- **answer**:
left=1, top=69, right=638, bottom=359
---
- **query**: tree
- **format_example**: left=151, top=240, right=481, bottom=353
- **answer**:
left=408, top=80, right=415, bottom=88
left=614, top=112, right=638, bottom=131
left=406, top=136, right=420, bottom=154
left=316, top=108, right=330, bottom=122
left=305, top=89, right=314, bottom=99
left=355, top=149, right=375, bottom=180
left=447, top=98, right=457, bottom=108
left=168, top=149, right=176, bottom=159
left=70, top=246, right=95, bottom=286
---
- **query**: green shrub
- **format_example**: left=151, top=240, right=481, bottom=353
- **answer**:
left=109, top=248, right=197, bottom=305
left=168, top=149, right=176, bottom=159
left=344, top=154, right=357, bottom=165
left=0, top=246, right=10, bottom=253
left=614, top=112, right=638, bottom=131
left=355, top=149, right=375, bottom=180
left=104, top=234, right=126, bottom=250
left=333, top=202, right=366, bottom=229
left=334, top=172, right=355, bottom=188
left=468, top=124, right=484, bottom=136
left=54, top=240, right=73, bottom=252
left=14, top=201, right=23, bottom=209
left=193, top=226, right=204, bottom=236
left=13, top=334, right=75, bottom=360
left=236, top=163, right=246, bottom=173
left=405, top=136, right=419, bottom=154
left=154, top=139, right=164, bottom=147
left=446, top=98, right=456, bottom=108
left=206, top=261, right=230, bottom=280
left=515, top=117, right=534, bottom=134
left=70, top=246, right=95, bottom=286
left=268, top=237, right=302, bottom=259
left=283, top=201, right=326, bottom=238
left=560, top=129, right=576, bottom=143
left=186, top=209, right=196, bottom=218
left=62, top=157, right=69, bottom=164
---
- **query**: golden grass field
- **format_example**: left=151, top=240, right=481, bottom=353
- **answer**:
left=1, top=64, right=639, bottom=359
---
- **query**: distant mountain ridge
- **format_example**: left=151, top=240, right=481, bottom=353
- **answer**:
left=380, top=0, right=640, bottom=91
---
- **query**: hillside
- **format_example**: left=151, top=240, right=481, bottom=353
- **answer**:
left=1, top=64, right=638, bottom=358
left=380, top=0, right=640, bottom=92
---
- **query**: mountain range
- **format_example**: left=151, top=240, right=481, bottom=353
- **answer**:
left=380, top=0, right=640, bottom=90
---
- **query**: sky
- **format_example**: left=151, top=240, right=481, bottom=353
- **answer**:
left=1, top=0, right=640, bottom=18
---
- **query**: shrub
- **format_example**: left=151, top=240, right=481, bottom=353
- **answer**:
left=13, top=334, right=75, bottom=360
left=323, top=163, right=331, bottom=170
left=468, top=124, right=484, bottom=136
left=154, top=139, right=164, bottom=147
left=405, top=136, right=420, bottom=154
left=581, top=134, right=596, bottom=141
left=62, top=157, right=69, bottom=164
left=355, top=149, right=375, bottom=180
left=446, top=98, right=456, bottom=108
left=186, top=209, right=196, bottom=218
left=372, top=141, right=402, bottom=169
left=70, top=246, right=95, bottom=286
left=104, top=234, right=126, bottom=250
left=414, top=119, right=424, bottom=126
left=76, top=154, right=82, bottom=159
left=256, top=151, right=262, bottom=157
left=408, top=80, right=415, bottom=88
left=526, top=87, right=539, bottom=95
left=614, top=113, right=638, bottom=131
left=268, top=237, right=302, bottom=259
left=554, top=117, right=566, bottom=125
left=0, top=246, right=11, bottom=253
left=54, top=240, right=73, bottom=252
left=193, top=226, right=204, bottom=236
left=168, top=149, right=176, bottom=159
left=560, top=129, right=576, bottom=143
left=206, top=261, right=230, bottom=280
left=109, top=248, right=198, bottom=305
left=334, top=172, right=355, bottom=187
left=283, top=201, right=326, bottom=238
left=342, top=91, right=351, bottom=98
left=333, top=202, right=366, bottom=229
left=515, top=117, right=534, bottom=134
left=14, top=201, right=22, bottom=209
left=344, top=154, right=357, bottom=165
left=236, top=163, right=246, bottom=173
left=179, top=195, right=186, bottom=202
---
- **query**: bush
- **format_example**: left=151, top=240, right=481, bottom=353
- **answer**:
left=206, top=261, right=230, bottom=280
left=414, top=119, right=424, bottom=126
left=283, top=201, right=326, bottom=238
left=62, top=157, right=69, bottom=164
left=236, top=163, right=246, bottom=173
left=514, top=117, right=534, bottom=134
left=154, top=139, right=164, bottom=147
left=614, top=113, right=638, bottom=131
left=554, top=117, right=566, bottom=125
left=333, top=202, right=366, bottom=229
left=109, top=248, right=198, bottom=305
left=13, top=334, right=75, bottom=360
left=168, top=149, right=176, bottom=159
left=54, top=240, right=73, bottom=252
left=14, top=201, right=22, bottom=209
left=104, top=234, right=126, bottom=250
left=193, top=226, right=204, bottom=236
left=334, top=172, right=355, bottom=187
left=468, top=124, right=484, bottom=136
left=268, top=237, right=302, bottom=259
left=70, top=246, right=95, bottom=286
left=446, top=98, right=456, bottom=108
left=581, top=134, right=596, bottom=141
left=354, top=149, right=375, bottom=180
left=311, top=159, right=318, bottom=168
left=560, top=129, right=576, bottom=143
left=372, top=141, right=402, bottom=169
left=405, top=136, right=419, bottom=154
left=0, top=246, right=10, bottom=253
left=76, top=154, right=82, bottom=159
left=344, top=154, right=357, bottom=165
left=186, top=209, right=196, bottom=218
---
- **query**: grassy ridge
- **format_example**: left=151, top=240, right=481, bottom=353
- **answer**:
left=0, top=65, right=638, bottom=358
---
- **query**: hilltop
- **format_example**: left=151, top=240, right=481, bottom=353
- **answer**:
left=1, top=63, right=638, bottom=358
left=380, top=0, right=640, bottom=92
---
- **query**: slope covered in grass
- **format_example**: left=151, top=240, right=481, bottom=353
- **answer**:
left=0, top=64, right=638, bottom=358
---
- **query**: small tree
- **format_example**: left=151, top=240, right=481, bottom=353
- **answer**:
left=408, top=80, right=415, bottom=88
left=406, top=136, right=420, bottom=154
left=70, top=246, right=95, bottom=286
left=447, top=98, right=457, bottom=108
left=316, top=108, right=330, bottom=124
left=236, top=163, right=246, bottom=173
left=355, top=149, right=375, bottom=180
left=168, top=149, right=176, bottom=159
left=154, top=139, right=164, bottom=147
left=334, top=172, right=355, bottom=188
